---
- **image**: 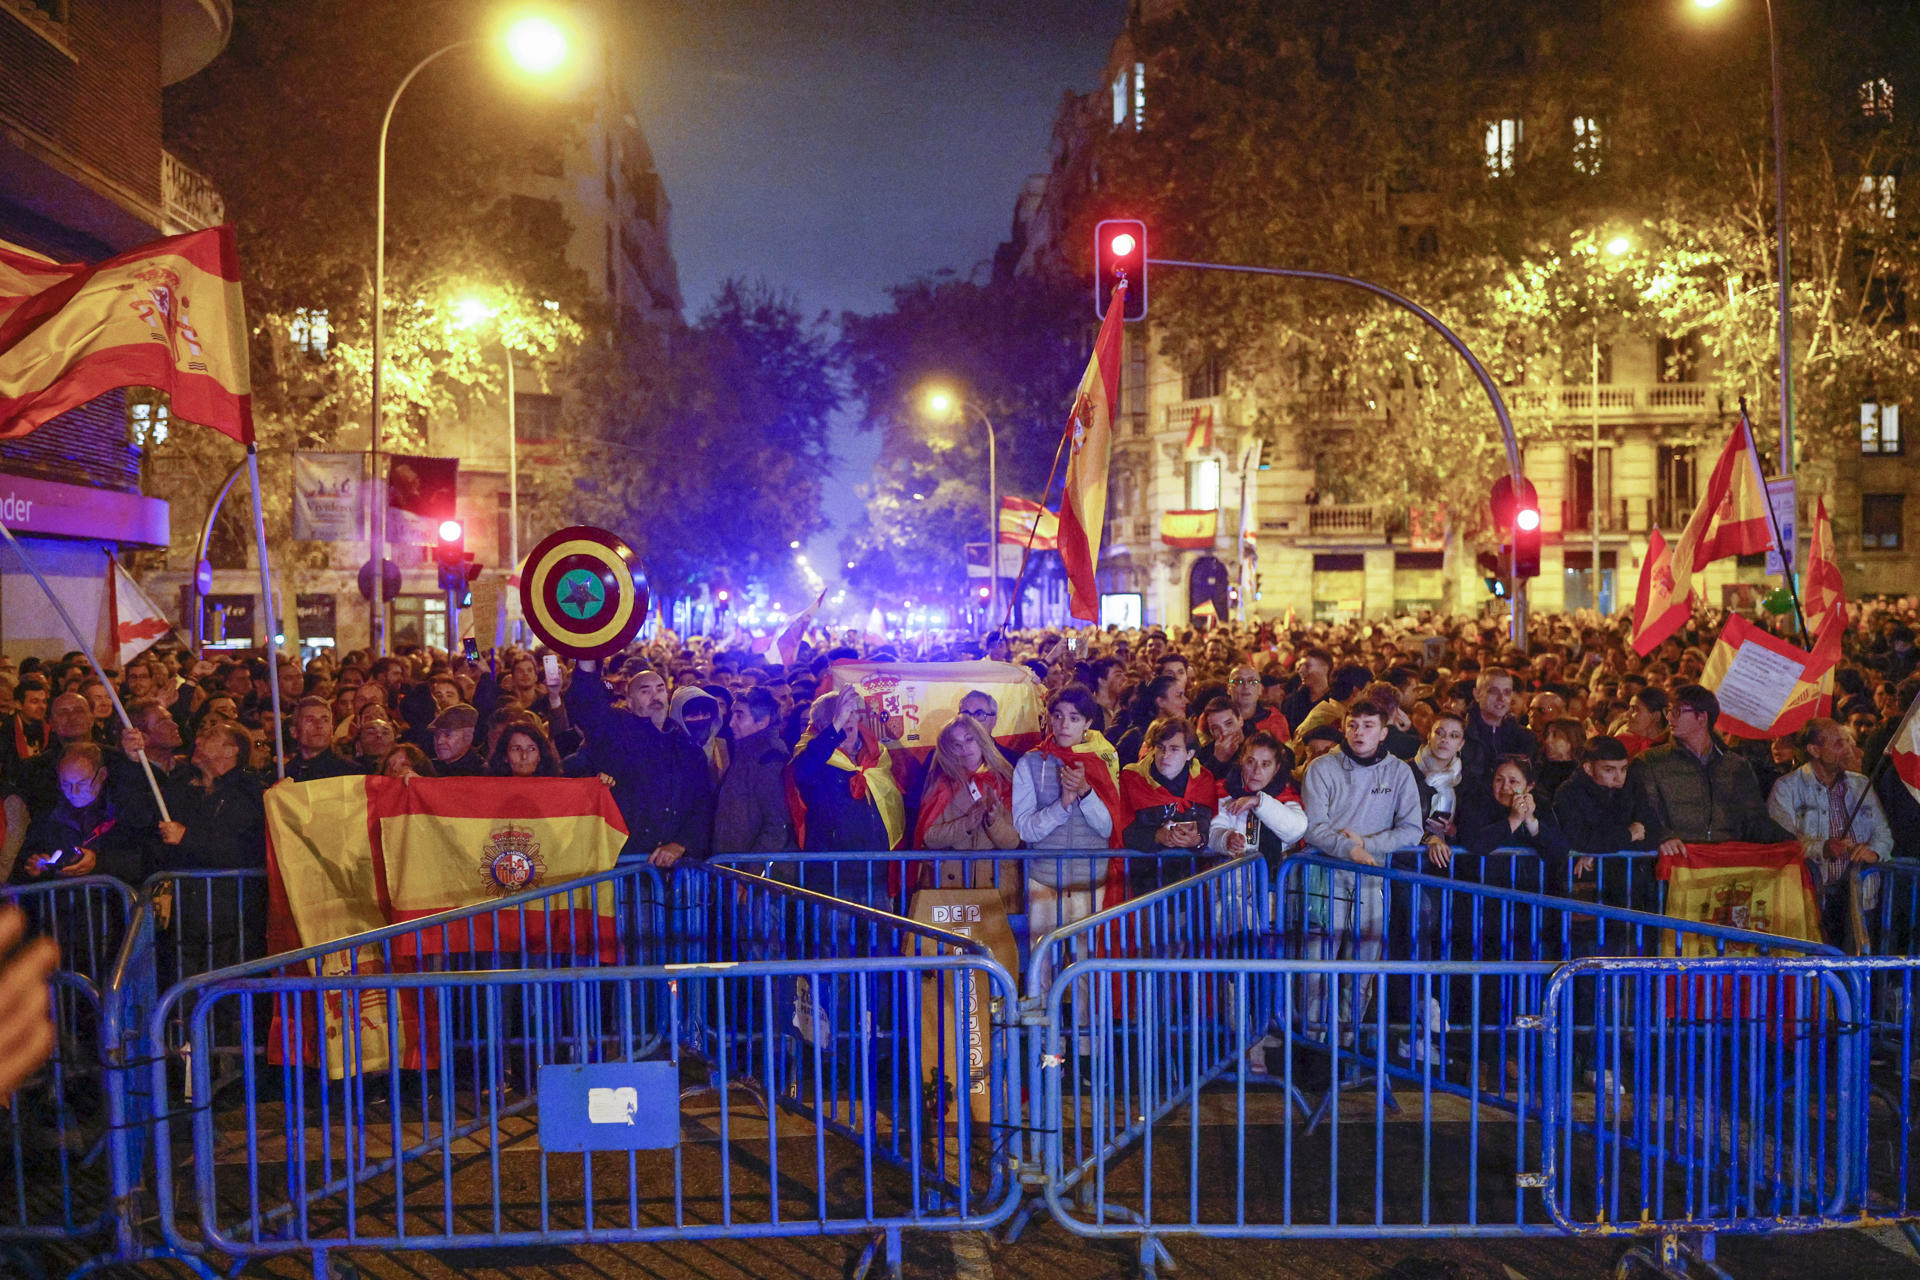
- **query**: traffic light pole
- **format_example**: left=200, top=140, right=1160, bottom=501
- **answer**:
left=1148, top=258, right=1528, bottom=651
left=447, top=586, right=461, bottom=652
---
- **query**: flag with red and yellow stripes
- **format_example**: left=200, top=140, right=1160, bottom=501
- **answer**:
left=0, top=227, right=252, bottom=443
left=1631, top=413, right=1776, bottom=654
left=997, top=496, right=1060, bottom=549
left=1058, top=286, right=1125, bottom=621
left=1804, top=496, right=1846, bottom=642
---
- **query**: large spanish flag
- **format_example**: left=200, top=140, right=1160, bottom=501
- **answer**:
left=1057, top=286, right=1126, bottom=621
left=1630, top=414, right=1775, bottom=654
left=0, top=227, right=252, bottom=443
left=1657, top=840, right=1818, bottom=957
left=267, top=775, right=628, bottom=962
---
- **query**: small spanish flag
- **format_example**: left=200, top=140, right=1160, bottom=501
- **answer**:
left=998, top=495, right=1060, bottom=549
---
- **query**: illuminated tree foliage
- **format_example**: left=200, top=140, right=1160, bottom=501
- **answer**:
left=1073, top=0, right=1920, bottom=534
left=839, top=273, right=1088, bottom=601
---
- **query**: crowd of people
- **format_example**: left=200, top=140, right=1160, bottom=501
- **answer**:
left=0, top=603, right=1910, bottom=972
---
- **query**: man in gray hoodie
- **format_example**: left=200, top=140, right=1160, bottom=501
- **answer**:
left=1298, top=687, right=1424, bottom=1048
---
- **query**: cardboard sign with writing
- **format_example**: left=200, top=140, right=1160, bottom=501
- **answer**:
left=908, top=887, right=1015, bottom=1125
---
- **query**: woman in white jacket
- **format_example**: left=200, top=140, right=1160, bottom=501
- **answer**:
left=1208, top=730, right=1308, bottom=856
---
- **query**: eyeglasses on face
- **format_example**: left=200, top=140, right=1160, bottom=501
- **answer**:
left=961, top=708, right=996, bottom=719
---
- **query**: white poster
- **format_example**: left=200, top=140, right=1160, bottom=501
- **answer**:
left=292, top=452, right=366, bottom=543
left=1713, top=640, right=1805, bottom=733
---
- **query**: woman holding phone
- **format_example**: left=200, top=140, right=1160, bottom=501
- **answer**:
left=1119, top=717, right=1223, bottom=893
left=1463, top=753, right=1571, bottom=896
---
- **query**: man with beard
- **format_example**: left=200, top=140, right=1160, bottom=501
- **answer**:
left=566, top=663, right=713, bottom=867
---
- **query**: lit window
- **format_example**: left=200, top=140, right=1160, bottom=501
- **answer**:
left=1185, top=458, right=1220, bottom=511
left=1484, top=117, right=1521, bottom=175
left=1861, top=173, right=1898, bottom=219
left=1860, top=77, right=1895, bottom=121
left=1572, top=115, right=1603, bottom=174
left=290, top=307, right=330, bottom=360
left=1112, top=67, right=1128, bottom=127
left=127, top=394, right=168, bottom=446
left=1132, top=61, right=1146, bottom=132
left=1862, top=402, right=1903, bottom=455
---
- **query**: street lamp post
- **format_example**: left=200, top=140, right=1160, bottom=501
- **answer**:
left=370, top=16, right=569, bottom=655
left=1692, top=0, right=1794, bottom=476
left=923, top=389, right=999, bottom=626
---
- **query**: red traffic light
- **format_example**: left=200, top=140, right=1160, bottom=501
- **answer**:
left=437, top=519, right=463, bottom=543
left=716, top=589, right=729, bottom=603
left=1515, top=506, right=1541, bottom=532
left=1093, top=218, right=1148, bottom=321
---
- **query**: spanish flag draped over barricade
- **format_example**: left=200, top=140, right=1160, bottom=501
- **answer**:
left=0, top=228, right=252, bottom=442
left=1657, top=840, right=1818, bottom=957
left=265, top=776, right=627, bottom=1077
left=1631, top=415, right=1775, bottom=655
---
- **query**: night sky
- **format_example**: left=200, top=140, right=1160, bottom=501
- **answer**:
left=628, top=0, right=1125, bottom=583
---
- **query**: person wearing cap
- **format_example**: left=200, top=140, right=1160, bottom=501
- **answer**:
left=282, top=696, right=363, bottom=783
left=430, top=704, right=487, bottom=777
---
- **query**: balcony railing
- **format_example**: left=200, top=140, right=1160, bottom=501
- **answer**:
left=1306, top=503, right=1379, bottom=536
left=1512, top=381, right=1718, bottom=419
left=162, top=150, right=226, bottom=234
left=1562, top=497, right=1631, bottom=534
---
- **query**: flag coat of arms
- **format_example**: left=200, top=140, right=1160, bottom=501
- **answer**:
left=1057, top=287, right=1125, bottom=621
left=1657, top=840, right=1818, bottom=957
left=1631, top=415, right=1776, bottom=654
left=0, top=228, right=252, bottom=442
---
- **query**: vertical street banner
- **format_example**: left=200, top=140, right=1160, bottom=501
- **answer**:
left=292, top=451, right=367, bottom=542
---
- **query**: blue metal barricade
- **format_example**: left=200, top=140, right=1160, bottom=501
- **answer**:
left=1541, top=955, right=1866, bottom=1239
left=0, top=878, right=133, bottom=1272
left=0, top=877, right=134, bottom=989
left=143, top=861, right=1019, bottom=1280
left=1013, top=853, right=1846, bottom=1277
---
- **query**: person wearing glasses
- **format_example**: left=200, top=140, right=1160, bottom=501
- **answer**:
left=1226, top=664, right=1289, bottom=741
left=1630, top=684, right=1787, bottom=857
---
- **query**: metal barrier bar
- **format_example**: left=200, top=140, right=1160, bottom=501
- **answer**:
left=1039, top=956, right=1568, bottom=1243
left=1541, top=955, right=1865, bottom=1237
left=0, top=876, right=135, bottom=986
left=0, top=971, right=110, bottom=1247
left=140, top=864, right=1019, bottom=1275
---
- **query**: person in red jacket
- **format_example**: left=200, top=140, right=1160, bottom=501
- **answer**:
left=1119, top=716, right=1224, bottom=894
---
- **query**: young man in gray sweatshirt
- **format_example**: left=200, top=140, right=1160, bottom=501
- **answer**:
left=1298, top=688, right=1424, bottom=1048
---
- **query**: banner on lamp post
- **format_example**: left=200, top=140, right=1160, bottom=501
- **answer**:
left=1764, top=477, right=1796, bottom=577
left=291, top=451, right=367, bottom=543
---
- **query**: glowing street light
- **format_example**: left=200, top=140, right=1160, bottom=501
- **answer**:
left=369, top=12, right=575, bottom=654
left=503, top=15, right=569, bottom=74
left=1605, top=234, right=1632, bottom=257
left=916, top=381, right=999, bottom=623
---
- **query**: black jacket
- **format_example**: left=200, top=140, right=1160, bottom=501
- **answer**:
left=15, top=781, right=159, bottom=886
left=714, top=728, right=792, bottom=855
left=1553, top=769, right=1652, bottom=854
left=161, top=767, right=268, bottom=872
left=1463, top=808, right=1572, bottom=893
left=284, top=748, right=364, bottom=783
left=790, top=726, right=889, bottom=853
left=1461, top=712, right=1539, bottom=780
left=565, top=670, right=714, bottom=860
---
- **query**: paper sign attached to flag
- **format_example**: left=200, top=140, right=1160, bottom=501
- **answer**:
left=1700, top=613, right=1835, bottom=739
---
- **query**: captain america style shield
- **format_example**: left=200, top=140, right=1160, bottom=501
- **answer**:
left=518, top=525, right=650, bottom=659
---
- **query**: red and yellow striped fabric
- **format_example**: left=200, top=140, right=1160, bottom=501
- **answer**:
left=1058, top=287, right=1125, bottom=621
left=0, top=227, right=252, bottom=443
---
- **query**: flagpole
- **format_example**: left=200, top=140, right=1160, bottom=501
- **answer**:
left=1738, top=395, right=1810, bottom=647
left=1840, top=686, right=1916, bottom=839
left=999, top=428, right=1071, bottom=634
left=245, top=445, right=287, bottom=780
left=0, top=524, right=171, bottom=821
